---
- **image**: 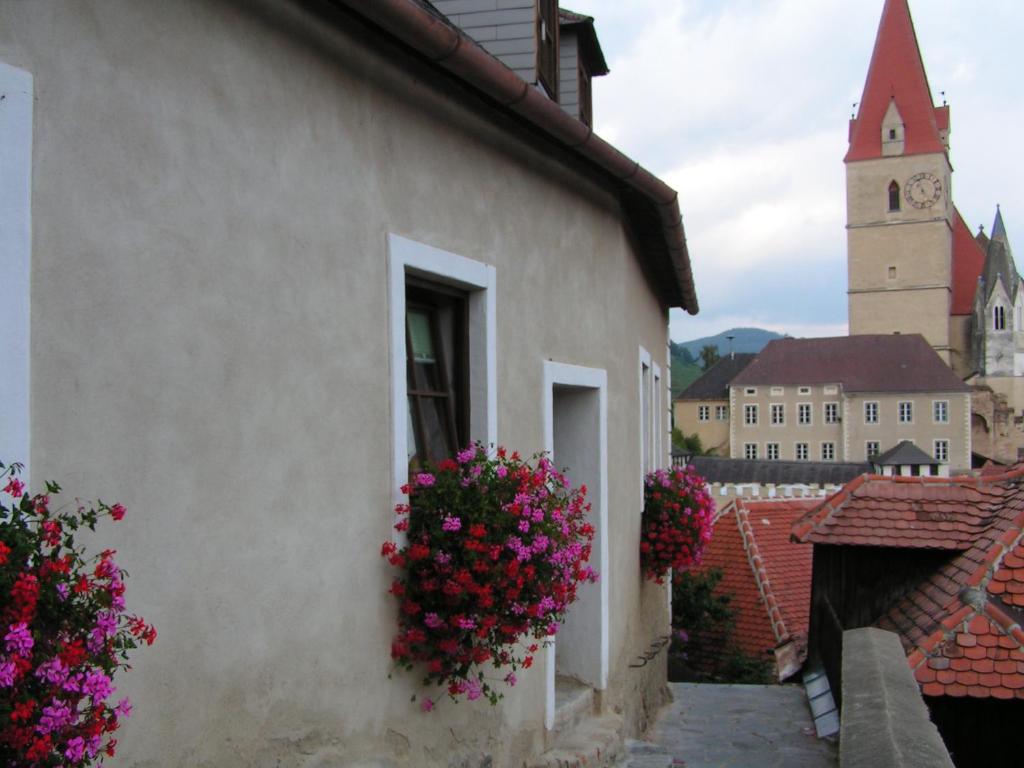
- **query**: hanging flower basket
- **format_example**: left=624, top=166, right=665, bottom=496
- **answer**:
left=0, top=461, right=154, bottom=766
left=382, top=444, right=596, bottom=709
left=640, top=466, right=714, bottom=584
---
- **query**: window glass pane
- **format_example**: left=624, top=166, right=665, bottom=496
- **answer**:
left=420, top=396, right=454, bottom=464
left=407, top=397, right=419, bottom=466
left=408, top=309, right=435, bottom=362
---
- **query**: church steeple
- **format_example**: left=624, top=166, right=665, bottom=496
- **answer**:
left=846, top=0, right=947, bottom=162
left=981, top=207, right=1019, bottom=305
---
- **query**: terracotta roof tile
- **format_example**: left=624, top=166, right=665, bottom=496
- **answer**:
left=688, top=499, right=816, bottom=676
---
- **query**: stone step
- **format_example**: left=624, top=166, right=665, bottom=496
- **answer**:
left=551, top=677, right=596, bottom=739
left=527, top=713, right=624, bottom=768
left=613, top=739, right=675, bottom=768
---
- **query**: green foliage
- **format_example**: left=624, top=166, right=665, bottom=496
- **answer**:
left=671, top=429, right=705, bottom=456
left=699, top=344, right=721, bottom=371
left=670, top=568, right=774, bottom=685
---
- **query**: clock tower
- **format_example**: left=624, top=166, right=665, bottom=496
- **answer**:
left=846, top=0, right=960, bottom=366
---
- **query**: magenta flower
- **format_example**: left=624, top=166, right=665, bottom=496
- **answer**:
left=114, top=697, right=133, bottom=720
left=64, top=736, right=86, bottom=763
left=420, top=697, right=435, bottom=712
left=35, top=657, right=68, bottom=686
left=465, top=679, right=482, bottom=701
left=4, top=622, right=33, bottom=657
left=0, top=659, right=16, bottom=687
left=424, top=613, right=444, bottom=629
left=441, top=516, right=461, bottom=532
left=37, top=698, right=74, bottom=735
left=82, top=669, right=114, bottom=701
left=414, top=473, right=435, bottom=487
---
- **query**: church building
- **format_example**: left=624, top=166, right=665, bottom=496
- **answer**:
left=845, top=0, right=1022, bottom=464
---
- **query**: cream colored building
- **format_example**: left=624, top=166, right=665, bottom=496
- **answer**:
left=672, top=354, right=755, bottom=456
left=728, top=336, right=971, bottom=470
left=0, top=2, right=699, bottom=766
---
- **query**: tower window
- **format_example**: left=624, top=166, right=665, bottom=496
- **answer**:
left=888, top=128, right=897, bottom=140
left=994, top=306, right=1006, bottom=331
left=888, top=180, right=900, bottom=212
left=888, top=266, right=897, bottom=280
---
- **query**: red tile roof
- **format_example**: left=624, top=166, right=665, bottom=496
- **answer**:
left=691, top=499, right=816, bottom=669
left=846, top=0, right=947, bottom=162
left=730, top=335, right=969, bottom=393
left=792, top=474, right=1005, bottom=550
left=951, top=207, right=986, bottom=316
left=796, top=467, right=1024, bottom=699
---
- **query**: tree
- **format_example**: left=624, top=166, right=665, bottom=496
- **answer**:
left=699, top=344, right=720, bottom=370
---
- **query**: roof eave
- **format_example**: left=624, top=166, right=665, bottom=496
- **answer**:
left=327, top=0, right=696, bottom=312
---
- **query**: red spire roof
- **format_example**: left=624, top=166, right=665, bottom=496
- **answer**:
left=951, top=207, right=987, bottom=316
left=846, top=0, right=947, bottom=162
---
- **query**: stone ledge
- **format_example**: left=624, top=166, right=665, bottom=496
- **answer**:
left=840, top=628, right=953, bottom=768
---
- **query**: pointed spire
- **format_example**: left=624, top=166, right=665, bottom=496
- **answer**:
left=992, top=205, right=1007, bottom=243
left=981, top=207, right=1018, bottom=305
left=846, top=0, right=947, bottom=162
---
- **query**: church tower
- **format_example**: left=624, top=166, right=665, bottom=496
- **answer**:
left=846, top=0, right=956, bottom=363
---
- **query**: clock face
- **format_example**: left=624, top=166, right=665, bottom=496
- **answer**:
left=904, top=172, right=943, bottom=209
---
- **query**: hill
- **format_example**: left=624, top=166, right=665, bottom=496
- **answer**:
left=669, top=328, right=783, bottom=398
left=675, top=328, right=784, bottom=359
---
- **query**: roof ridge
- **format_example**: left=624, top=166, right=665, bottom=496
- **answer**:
left=735, top=504, right=789, bottom=644
left=791, top=473, right=870, bottom=542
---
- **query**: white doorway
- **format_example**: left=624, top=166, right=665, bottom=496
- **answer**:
left=542, top=362, right=608, bottom=731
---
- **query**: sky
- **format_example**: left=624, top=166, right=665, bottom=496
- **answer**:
left=565, top=0, right=1024, bottom=344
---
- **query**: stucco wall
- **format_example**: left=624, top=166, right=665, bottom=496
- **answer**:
left=0, top=1, right=675, bottom=765
left=673, top=399, right=729, bottom=456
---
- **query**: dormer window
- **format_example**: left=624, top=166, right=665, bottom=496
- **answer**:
left=537, top=0, right=559, bottom=100
left=994, top=305, right=1006, bottom=331
left=888, top=180, right=900, bottom=212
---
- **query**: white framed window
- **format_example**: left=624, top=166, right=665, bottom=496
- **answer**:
left=866, top=441, right=880, bottom=459
left=864, top=401, right=879, bottom=424
left=824, top=385, right=838, bottom=395
left=933, top=400, right=949, bottom=424
left=798, top=386, right=811, bottom=395
left=821, top=442, right=835, bottom=461
left=744, top=387, right=757, bottom=396
left=744, top=404, right=758, bottom=426
left=744, top=443, right=758, bottom=460
left=653, top=363, right=663, bottom=469
left=698, top=405, right=710, bottom=422
left=770, top=386, right=784, bottom=396
left=824, top=402, right=839, bottom=424
left=994, top=305, right=1006, bottom=331
left=898, top=401, right=913, bottom=424
left=389, top=234, right=497, bottom=535
left=795, top=442, right=809, bottom=461
left=766, top=443, right=780, bottom=461
left=934, top=439, right=949, bottom=463
left=770, top=403, right=785, bottom=425
left=798, top=403, right=812, bottom=425
left=715, top=405, right=728, bottom=421
left=0, top=62, right=33, bottom=480
left=640, top=349, right=651, bottom=474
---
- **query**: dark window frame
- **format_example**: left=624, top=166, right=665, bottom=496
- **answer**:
left=405, top=279, right=469, bottom=469
left=536, top=0, right=559, bottom=101
left=888, top=180, right=901, bottom=212
left=578, top=60, right=592, bottom=127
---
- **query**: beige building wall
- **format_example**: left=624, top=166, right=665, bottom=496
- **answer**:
left=673, top=398, right=729, bottom=455
left=844, top=392, right=971, bottom=468
left=729, top=385, right=844, bottom=462
left=847, top=153, right=955, bottom=358
left=1, top=2, right=677, bottom=766
left=730, top=386, right=970, bottom=467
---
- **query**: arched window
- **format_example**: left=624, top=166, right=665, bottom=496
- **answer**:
left=888, top=180, right=900, bottom=212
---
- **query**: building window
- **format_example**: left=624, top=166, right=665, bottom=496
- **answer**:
left=933, top=400, right=949, bottom=424
left=934, top=440, right=949, bottom=463
left=406, top=282, right=468, bottom=468
left=389, top=233, right=496, bottom=504
left=888, top=266, right=897, bottom=280
left=824, top=385, right=838, bottom=395
left=771, top=403, right=785, bottom=425
left=994, top=305, right=1006, bottom=331
left=641, top=358, right=651, bottom=473
left=798, top=403, right=812, bottom=425
left=888, top=180, right=900, bottom=212
left=536, top=0, right=559, bottom=100
left=744, top=404, right=758, bottom=426
left=744, top=387, right=757, bottom=396
left=864, top=401, right=879, bottom=424
left=798, top=386, right=811, bottom=395
left=866, top=441, right=880, bottom=459
left=698, top=405, right=710, bottom=422
left=821, top=442, right=835, bottom=461
left=824, top=402, right=839, bottom=424
left=796, top=443, right=809, bottom=461
left=898, top=401, right=913, bottom=423
left=770, top=386, right=784, bottom=396
left=744, top=443, right=758, bottom=460
left=715, top=405, right=728, bottom=421
left=766, top=443, right=780, bottom=461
